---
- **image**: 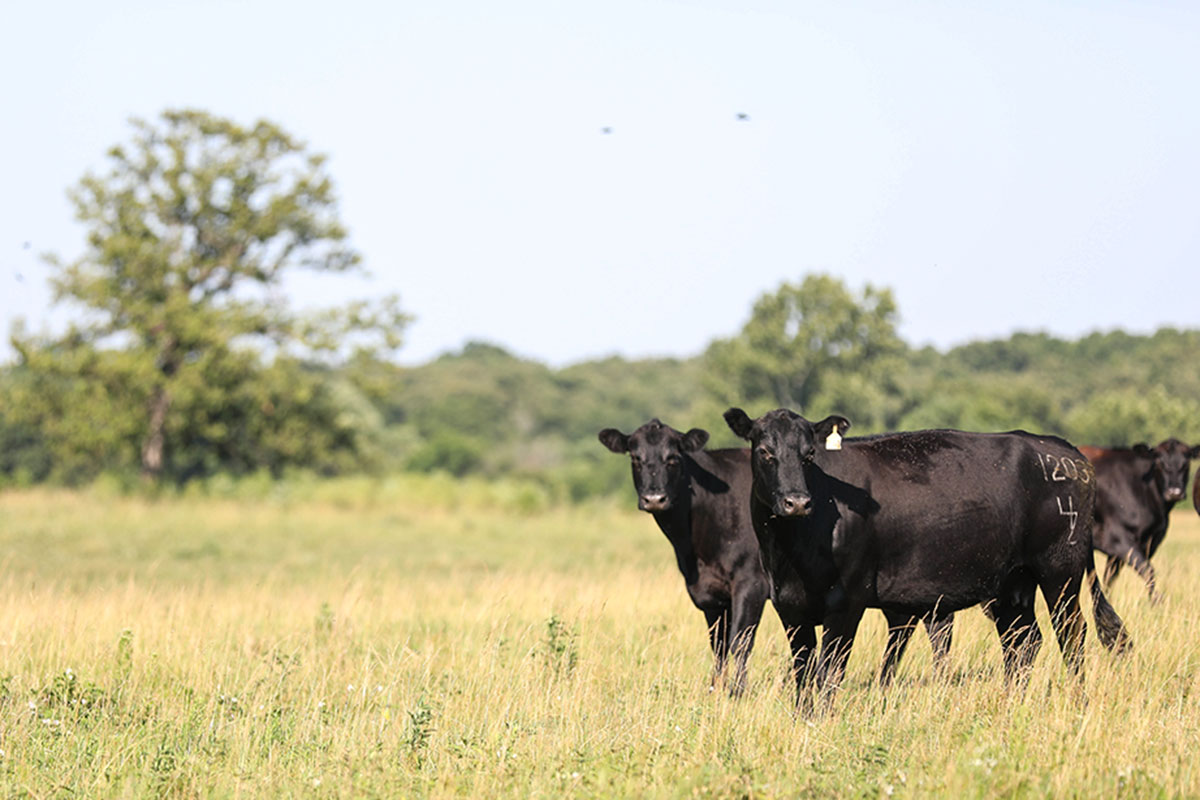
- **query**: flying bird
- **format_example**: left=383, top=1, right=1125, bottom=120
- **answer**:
left=736, top=113, right=750, bottom=121
left=600, top=126, right=613, bottom=134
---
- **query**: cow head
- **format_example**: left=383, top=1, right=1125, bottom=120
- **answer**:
left=724, top=407, right=850, bottom=518
left=598, top=419, right=708, bottom=512
left=1141, top=439, right=1200, bottom=503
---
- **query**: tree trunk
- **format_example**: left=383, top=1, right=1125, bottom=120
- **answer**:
left=140, top=384, right=171, bottom=480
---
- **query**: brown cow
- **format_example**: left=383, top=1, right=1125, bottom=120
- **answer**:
left=1079, top=439, right=1198, bottom=602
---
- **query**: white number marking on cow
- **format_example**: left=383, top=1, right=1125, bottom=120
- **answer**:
left=1051, top=455, right=1067, bottom=481
left=1035, top=453, right=1093, bottom=485
left=1063, top=458, right=1079, bottom=480
left=1057, top=495, right=1078, bottom=543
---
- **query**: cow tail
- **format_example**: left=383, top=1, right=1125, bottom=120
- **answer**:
left=1088, top=551, right=1132, bottom=654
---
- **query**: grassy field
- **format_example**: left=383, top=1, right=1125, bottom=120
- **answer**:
left=2, top=476, right=1199, bottom=798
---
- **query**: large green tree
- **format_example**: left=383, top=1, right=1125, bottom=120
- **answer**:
left=16, top=109, right=408, bottom=480
left=704, top=274, right=906, bottom=429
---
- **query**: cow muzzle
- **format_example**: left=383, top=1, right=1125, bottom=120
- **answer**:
left=775, top=494, right=813, bottom=517
left=639, top=493, right=670, bottom=512
left=1165, top=487, right=1185, bottom=502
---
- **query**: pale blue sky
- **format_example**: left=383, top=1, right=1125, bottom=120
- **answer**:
left=2, top=1, right=1197, bottom=366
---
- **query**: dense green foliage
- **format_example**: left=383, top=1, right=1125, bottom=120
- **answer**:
left=355, top=321, right=1200, bottom=500
left=5, top=316, right=1199, bottom=497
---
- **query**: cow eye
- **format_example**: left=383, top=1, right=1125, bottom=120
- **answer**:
left=666, top=455, right=680, bottom=466
left=757, top=448, right=774, bottom=462
left=803, top=449, right=815, bottom=462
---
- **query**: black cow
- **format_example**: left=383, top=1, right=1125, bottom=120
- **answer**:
left=723, top=407, right=1131, bottom=707
left=1079, top=439, right=1198, bottom=602
left=599, top=419, right=770, bottom=695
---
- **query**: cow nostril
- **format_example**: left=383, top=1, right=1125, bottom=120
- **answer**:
left=779, top=495, right=811, bottom=516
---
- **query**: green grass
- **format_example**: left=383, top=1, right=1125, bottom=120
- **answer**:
left=1, top=479, right=1199, bottom=798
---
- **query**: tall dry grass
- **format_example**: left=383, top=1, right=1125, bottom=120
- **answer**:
left=1, top=481, right=1198, bottom=797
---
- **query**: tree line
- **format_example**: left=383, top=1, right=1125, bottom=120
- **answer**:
left=3, top=110, right=1198, bottom=498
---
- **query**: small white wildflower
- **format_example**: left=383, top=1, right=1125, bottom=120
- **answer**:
left=317, top=701, right=326, bottom=710
left=259, top=705, right=265, bottom=711
left=347, top=684, right=355, bottom=691
left=65, top=668, right=73, bottom=677
left=27, top=701, right=36, bottom=711
left=312, top=778, right=321, bottom=787
left=674, top=725, right=682, bottom=732
left=571, top=772, right=580, bottom=779
left=375, top=684, right=383, bottom=693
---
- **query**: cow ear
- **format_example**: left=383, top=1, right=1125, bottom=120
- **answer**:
left=1189, top=445, right=1200, bottom=460
left=814, top=415, right=852, bottom=441
left=723, top=408, right=755, bottom=440
left=598, top=428, right=629, bottom=453
left=681, top=428, right=709, bottom=452
left=1132, top=443, right=1153, bottom=457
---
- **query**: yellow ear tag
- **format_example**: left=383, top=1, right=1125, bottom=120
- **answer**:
left=825, top=426, right=842, bottom=451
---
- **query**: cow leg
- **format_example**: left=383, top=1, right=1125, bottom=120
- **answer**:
left=1145, top=524, right=1168, bottom=560
left=783, top=621, right=818, bottom=713
left=923, top=609, right=954, bottom=678
left=1121, top=545, right=1160, bottom=604
left=703, top=607, right=730, bottom=689
left=1038, top=572, right=1086, bottom=676
left=726, top=583, right=768, bottom=698
left=992, top=604, right=1042, bottom=682
left=879, top=610, right=918, bottom=688
left=816, top=606, right=866, bottom=709
left=1105, top=527, right=1160, bottom=603
left=990, top=573, right=1043, bottom=682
